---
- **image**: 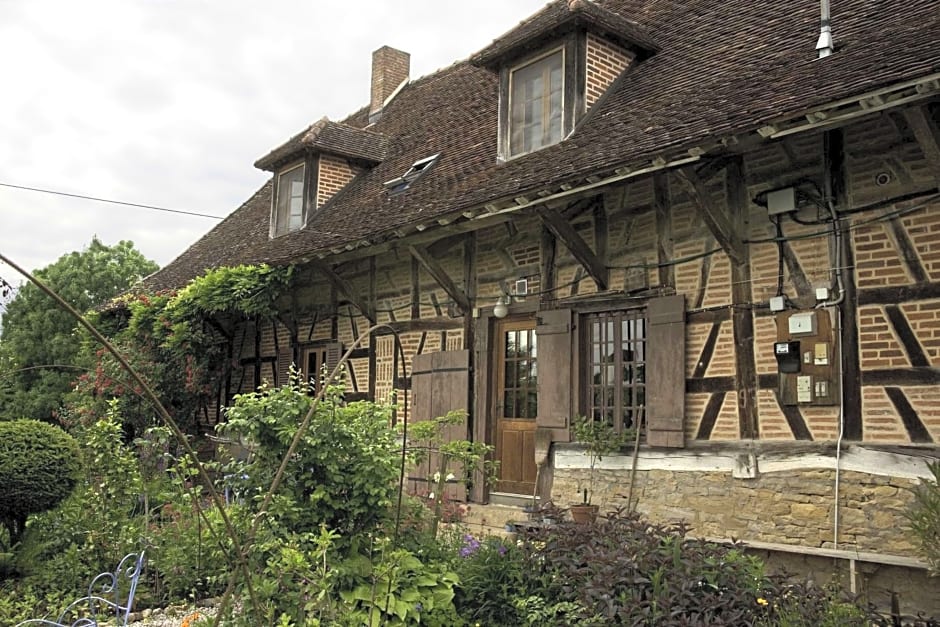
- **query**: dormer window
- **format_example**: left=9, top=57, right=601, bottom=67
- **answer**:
left=510, top=49, right=564, bottom=156
left=473, top=0, right=659, bottom=162
left=272, top=162, right=306, bottom=236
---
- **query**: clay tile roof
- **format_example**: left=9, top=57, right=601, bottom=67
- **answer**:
left=254, top=117, right=388, bottom=171
left=472, top=0, right=658, bottom=68
left=142, top=0, right=940, bottom=292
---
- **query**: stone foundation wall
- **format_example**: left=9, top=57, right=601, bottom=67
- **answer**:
left=552, top=462, right=922, bottom=557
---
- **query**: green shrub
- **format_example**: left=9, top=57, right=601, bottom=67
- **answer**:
left=500, top=507, right=882, bottom=626
left=0, top=419, right=81, bottom=545
left=451, top=534, right=527, bottom=625
left=218, top=377, right=401, bottom=539
left=908, top=460, right=940, bottom=575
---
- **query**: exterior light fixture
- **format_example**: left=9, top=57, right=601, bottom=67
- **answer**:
left=493, top=295, right=509, bottom=319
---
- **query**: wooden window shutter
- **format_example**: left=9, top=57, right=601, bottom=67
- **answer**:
left=324, top=342, right=344, bottom=382
left=411, top=350, right=471, bottom=501
left=276, top=343, right=294, bottom=387
left=646, top=294, right=686, bottom=447
left=535, top=309, right=573, bottom=442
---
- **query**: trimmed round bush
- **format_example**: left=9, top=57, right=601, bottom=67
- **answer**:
left=0, top=419, right=82, bottom=544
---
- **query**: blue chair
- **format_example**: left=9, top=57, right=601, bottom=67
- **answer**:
left=16, top=551, right=145, bottom=627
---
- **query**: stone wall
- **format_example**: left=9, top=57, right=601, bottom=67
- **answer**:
left=551, top=449, right=925, bottom=557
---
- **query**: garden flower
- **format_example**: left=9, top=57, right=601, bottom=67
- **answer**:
left=433, top=471, right=441, bottom=483
left=445, top=472, right=455, bottom=481
left=757, top=597, right=769, bottom=606
left=459, top=533, right=482, bottom=557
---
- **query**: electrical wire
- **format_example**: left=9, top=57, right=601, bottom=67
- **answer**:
left=0, top=181, right=226, bottom=220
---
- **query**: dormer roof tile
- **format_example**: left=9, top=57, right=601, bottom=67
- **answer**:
left=472, top=0, right=658, bottom=69
left=254, top=118, right=388, bottom=171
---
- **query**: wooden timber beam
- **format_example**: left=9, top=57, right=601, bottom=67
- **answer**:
left=726, top=156, right=759, bottom=440
left=676, top=167, right=746, bottom=266
left=653, top=172, right=675, bottom=288
left=373, top=317, right=464, bottom=335
left=311, top=261, right=376, bottom=323
left=408, top=244, right=471, bottom=313
left=903, top=105, right=940, bottom=183
left=535, top=206, right=609, bottom=291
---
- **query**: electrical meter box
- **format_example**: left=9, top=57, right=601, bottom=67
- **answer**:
left=775, top=309, right=838, bottom=406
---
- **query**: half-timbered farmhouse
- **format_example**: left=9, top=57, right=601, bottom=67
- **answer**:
left=143, top=0, right=940, bottom=611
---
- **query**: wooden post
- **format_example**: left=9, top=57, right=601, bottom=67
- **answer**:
left=827, top=128, right=862, bottom=440
left=654, top=172, right=675, bottom=289
left=726, top=156, right=759, bottom=439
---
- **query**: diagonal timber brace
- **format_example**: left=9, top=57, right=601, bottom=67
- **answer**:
left=676, top=166, right=746, bottom=266
left=535, top=205, right=609, bottom=291
left=408, top=244, right=471, bottom=313
left=312, top=261, right=376, bottom=323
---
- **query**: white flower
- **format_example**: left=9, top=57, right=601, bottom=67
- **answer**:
left=433, top=471, right=441, bottom=483
left=445, top=473, right=455, bottom=482
left=428, top=492, right=436, bottom=501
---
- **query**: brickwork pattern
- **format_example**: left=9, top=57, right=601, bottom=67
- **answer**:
left=585, top=34, right=632, bottom=108
left=317, top=155, right=360, bottom=208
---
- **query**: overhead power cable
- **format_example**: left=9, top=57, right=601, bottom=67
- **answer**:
left=0, top=181, right=225, bottom=220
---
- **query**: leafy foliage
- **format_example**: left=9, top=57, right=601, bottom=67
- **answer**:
left=218, top=375, right=401, bottom=539
left=407, top=410, right=497, bottom=537
left=908, top=460, right=940, bottom=575
left=71, top=263, right=292, bottom=436
left=0, top=419, right=81, bottom=545
left=16, top=406, right=144, bottom=581
left=572, top=416, right=631, bottom=503
left=0, top=238, right=158, bottom=423
left=475, top=507, right=886, bottom=626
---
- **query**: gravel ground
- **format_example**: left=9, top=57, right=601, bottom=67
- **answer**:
left=126, top=602, right=221, bottom=626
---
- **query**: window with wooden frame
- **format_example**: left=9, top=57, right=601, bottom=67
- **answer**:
left=508, top=48, right=564, bottom=157
left=301, top=342, right=343, bottom=394
left=583, top=309, right=646, bottom=434
left=272, top=162, right=306, bottom=237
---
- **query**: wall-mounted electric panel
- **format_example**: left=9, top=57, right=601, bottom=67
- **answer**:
left=774, top=309, right=839, bottom=406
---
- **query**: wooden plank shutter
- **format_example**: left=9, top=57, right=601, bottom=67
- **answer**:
left=276, top=344, right=293, bottom=387
left=411, top=350, right=471, bottom=501
left=536, top=309, right=573, bottom=442
left=324, top=341, right=344, bottom=384
left=646, top=294, right=686, bottom=447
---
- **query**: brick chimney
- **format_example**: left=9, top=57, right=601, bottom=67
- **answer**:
left=370, top=46, right=410, bottom=123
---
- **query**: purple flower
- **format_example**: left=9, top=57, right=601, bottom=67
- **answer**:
left=498, top=545, right=508, bottom=556
left=459, top=534, right=482, bottom=558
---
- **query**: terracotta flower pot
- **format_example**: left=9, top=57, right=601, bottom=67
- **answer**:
left=569, top=503, right=599, bottom=524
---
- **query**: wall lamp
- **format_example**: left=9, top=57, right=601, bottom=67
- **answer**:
left=493, top=295, right=509, bottom=319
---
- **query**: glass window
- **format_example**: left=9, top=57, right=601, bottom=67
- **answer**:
left=509, top=50, right=564, bottom=157
left=273, top=163, right=305, bottom=236
left=584, top=309, right=646, bottom=433
left=502, top=327, right=538, bottom=418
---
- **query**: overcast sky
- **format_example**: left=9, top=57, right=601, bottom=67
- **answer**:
left=0, top=0, right=548, bottom=295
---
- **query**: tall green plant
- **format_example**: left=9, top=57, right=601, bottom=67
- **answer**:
left=407, top=410, right=497, bottom=537
left=0, top=238, right=158, bottom=423
left=218, top=375, right=401, bottom=539
left=571, top=416, right=630, bottom=504
left=908, top=460, right=940, bottom=575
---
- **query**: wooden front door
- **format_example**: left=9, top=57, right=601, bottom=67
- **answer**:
left=493, top=317, right=538, bottom=495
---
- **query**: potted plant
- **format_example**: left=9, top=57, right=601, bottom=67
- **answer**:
left=570, top=416, right=631, bottom=523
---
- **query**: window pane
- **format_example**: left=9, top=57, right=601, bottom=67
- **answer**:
left=275, top=164, right=305, bottom=235
left=509, top=50, right=563, bottom=156
left=585, top=309, right=647, bottom=433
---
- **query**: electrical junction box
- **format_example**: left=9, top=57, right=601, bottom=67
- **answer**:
left=767, top=187, right=797, bottom=215
left=775, top=310, right=838, bottom=406
left=788, top=311, right=817, bottom=335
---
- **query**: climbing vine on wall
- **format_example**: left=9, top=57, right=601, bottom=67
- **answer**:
left=69, top=264, right=294, bottom=436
